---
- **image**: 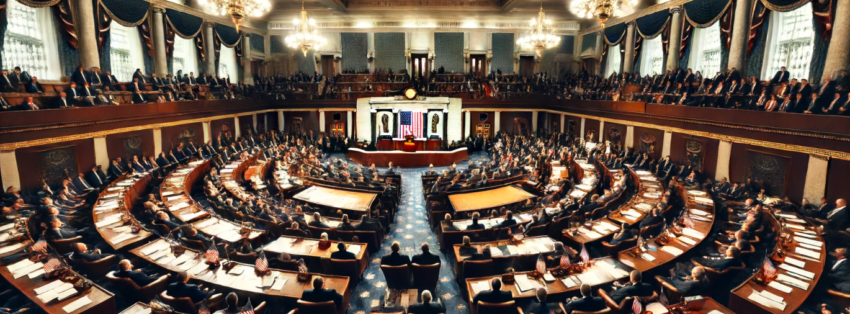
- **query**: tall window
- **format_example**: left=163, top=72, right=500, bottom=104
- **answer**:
left=2, top=0, right=61, bottom=80
left=606, top=44, right=622, bottom=76
left=109, top=21, right=146, bottom=82
left=762, top=3, right=814, bottom=80
left=639, top=36, right=664, bottom=76
left=687, top=22, right=721, bottom=77
left=219, top=46, right=238, bottom=81
left=172, top=36, right=198, bottom=76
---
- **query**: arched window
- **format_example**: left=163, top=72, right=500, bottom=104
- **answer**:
left=2, top=0, right=61, bottom=80
left=639, top=36, right=664, bottom=76
left=687, top=22, right=721, bottom=77
left=219, top=45, right=238, bottom=81
left=109, top=21, right=146, bottom=82
left=172, top=36, right=198, bottom=76
left=761, top=3, right=814, bottom=80
left=606, top=44, right=622, bottom=76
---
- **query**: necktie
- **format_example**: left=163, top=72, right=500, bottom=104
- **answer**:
left=30, top=103, right=37, bottom=110
left=829, top=99, right=839, bottom=110
left=779, top=101, right=788, bottom=111
left=62, top=98, right=67, bottom=107
left=828, top=207, right=844, bottom=218
left=81, top=71, right=87, bottom=83
left=766, top=101, right=775, bottom=111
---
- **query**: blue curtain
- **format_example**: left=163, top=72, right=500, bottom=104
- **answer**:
left=581, top=33, right=597, bottom=52
left=251, top=34, right=264, bottom=53
left=341, top=33, right=367, bottom=71
left=0, top=0, right=7, bottom=71
left=809, top=1, right=830, bottom=82
left=604, top=23, right=626, bottom=45
left=374, top=32, right=406, bottom=72
left=215, top=23, right=241, bottom=47
left=165, top=9, right=204, bottom=38
left=746, top=13, right=770, bottom=79
left=491, top=33, right=515, bottom=74
left=684, top=0, right=732, bottom=27
left=434, top=32, right=464, bottom=73
left=270, top=35, right=285, bottom=54
left=56, top=20, right=80, bottom=77
left=679, top=39, right=691, bottom=70
left=636, top=10, right=670, bottom=38
left=100, top=0, right=148, bottom=26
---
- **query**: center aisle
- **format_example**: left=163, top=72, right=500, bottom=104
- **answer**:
left=347, top=163, right=476, bottom=314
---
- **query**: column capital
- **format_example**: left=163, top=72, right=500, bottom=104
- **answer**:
left=669, top=6, right=682, bottom=14
left=152, top=6, right=166, bottom=13
left=243, top=32, right=252, bottom=38
left=625, top=21, right=635, bottom=27
left=205, top=22, right=216, bottom=28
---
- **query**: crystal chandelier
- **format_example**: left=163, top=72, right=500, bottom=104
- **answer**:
left=285, top=2, right=327, bottom=57
left=516, top=3, right=561, bottom=57
left=198, top=0, right=271, bottom=31
left=569, top=0, right=637, bottom=28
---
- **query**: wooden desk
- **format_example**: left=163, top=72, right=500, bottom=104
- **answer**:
left=119, top=302, right=151, bottom=314
left=0, top=258, right=116, bottom=314
left=452, top=236, right=558, bottom=262
left=262, top=235, right=369, bottom=275
left=448, top=185, right=536, bottom=213
left=294, top=186, right=377, bottom=213
left=92, top=174, right=155, bottom=250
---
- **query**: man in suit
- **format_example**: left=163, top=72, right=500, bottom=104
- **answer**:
left=167, top=271, right=215, bottom=303
left=825, top=248, right=850, bottom=293
left=72, top=172, right=93, bottom=192
left=70, top=66, right=88, bottom=86
left=496, top=211, right=518, bottom=228
left=53, top=92, right=75, bottom=109
left=466, top=212, right=485, bottom=230
left=803, top=92, right=822, bottom=114
left=412, top=243, right=441, bottom=265
left=114, top=259, right=158, bottom=287
left=658, top=266, right=710, bottom=297
left=472, top=278, right=513, bottom=306
left=102, top=71, right=118, bottom=89
left=777, top=95, right=794, bottom=113
left=9, top=67, right=29, bottom=86
left=71, top=243, right=111, bottom=262
left=381, top=241, right=411, bottom=266
left=608, top=270, right=654, bottom=303
left=300, top=276, right=344, bottom=310
left=822, top=92, right=844, bottom=115
left=25, top=76, right=43, bottom=93
left=308, top=212, right=330, bottom=228
left=770, top=66, right=790, bottom=85
left=0, top=71, right=16, bottom=92
left=329, top=242, right=356, bottom=260
left=132, top=69, right=147, bottom=85
left=408, top=290, right=446, bottom=314
left=127, top=78, right=147, bottom=104
left=692, top=246, right=741, bottom=271
left=17, top=97, right=39, bottom=110
left=816, top=199, right=848, bottom=238
left=87, top=166, right=106, bottom=188
left=563, top=284, right=607, bottom=314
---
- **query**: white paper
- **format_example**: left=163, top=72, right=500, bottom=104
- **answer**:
left=13, top=263, right=44, bottom=279
left=794, top=237, right=823, bottom=247
left=27, top=269, right=45, bottom=278
left=7, top=259, right=34, bottom=272
left=34, top=280, right=63, bottom=295
left=62, top=296, right=92, bottom=313
left=778, top=263, right=815, bottom=279
left=794, top=247, right=820, bottom=259
left=786, top=224, right=805, bottom=230
left=784, top=257, right=805, bottom=268
left=776, top=274, right=810, bottom=290
left=768, top=281, right=793, bottom=293
left=679, top=237, right=697, bottom=246
left=272, top=277, right=287, bottom=290
left=641, top=253, right=656, bottom=261
left=660, top=246, right=683, bottom=256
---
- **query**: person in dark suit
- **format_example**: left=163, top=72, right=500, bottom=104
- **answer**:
left=381, top=242, right=411, bottom=266
left=609, top=223, right=636, bottom=245
left=770, top=66, right=790, bottom=85
left=408, top=290, right=446, bottom=314
left=16, top=97, right=39, bottom=110
left=353, top=212, right=382, bottom=232
left=519, top=288, right=556, bottom=314
left=114, top=259, right=158, bottom=287
left=563, top=284, right=607, bottom=314
left=87, top=166, right=105, bottom=188
left=658, top=266, right=710, bottom=297
left=300, top=276, right=344, bottom=310
left=71, top=243, right=111, bottom=262
left=472, top=278, right=513, bottom=306
left=308, top=212, right=330, bottom=228
left=70, top=66, right=88, bottom=86
left=803, top=92, right=821, bottom=114
left=167, top=271, right=215, bottom=303
left=412, top=243, right=441, bottom=265
left=25, top=76, right=43, bottom=93
left=102, top=70, right=118, bottom=89
left=53, top=92, right=75, bottom=109
left=825, top=248, right=850, bottom=293
left=609, top=270, right=654, bottom=303
left=442, top=213, right=460, bottom=231
left=496, top=211, right=518, bottom=228
left=466, top=212, right=485, bottom=230
left=127, top=78, right=147, bottom=104
left=132, top=69, right=147, bottom=85
left=0, top=71, right=16, bottom=92
left=692, top=246, right=741, bottom=271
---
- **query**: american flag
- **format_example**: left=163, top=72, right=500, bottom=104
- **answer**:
left=763, top=256, right=777, bottom=278
left=682, top=213, right=695, bottom=228
left=31, top=238, right=48, bottom=253
left=198, top=301, right=210, bottom=314
left=205, top=239, right=219, bottom=264
left=632, top=298, right=643, bottom=314
left=579, top=244, right=590, bottom=264
left=536, top=254, right=547, bottom=274
left=398, top=111, right=424, bottom=139
left=560, top=254, right=571, bottom=268
left=256, top=251, right=268, bottom=272
left=241, top=299, right=254, bottom=314
left=44, top=258, right=61, bottom=273
left=297, top=258, right=308, bottom=273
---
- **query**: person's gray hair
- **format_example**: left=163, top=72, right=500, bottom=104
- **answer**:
left=421, top=290, right=433, bottom=303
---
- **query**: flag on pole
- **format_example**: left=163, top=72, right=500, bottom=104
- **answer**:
left=579, top=244, right=590, bottom=264
left=205, top=238, right=219, bottom=264
left=560, top=254, right=571, bottom=268
left=240, top=298, right=255, bottom=314
left=256, top=251, right=268, bottom=272
left=31, top=238, right=48, bottom=253
left=632, top=298, right=643, bottom=314
left=43, top=257, right=61, bottom=273
left=198, top=301, right=210, bottom=314
left=763, top=256, right=777, bottom=278
left=536, top=254, right=547, bottom=274
left=398, top=111, right=424, bottom=139
left=682, top=212, right=695, bottom=228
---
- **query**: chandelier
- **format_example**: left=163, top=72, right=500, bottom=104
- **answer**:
left=569, top=0, right=637, bottom=28
left=285, top=2, right=327, bottom=57
left=516, top=4, right=561, bottom=57
left=198, top=0, right=271, bottom=31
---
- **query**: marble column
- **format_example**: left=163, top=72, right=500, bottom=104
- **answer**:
left=152, top=7, right=168, bottom=76
left=625, top=126, right=634, bottom=148
left=202, top=121, right=211, bottom=143
left=559, top=114, right=565, bottom=133
left=242, top=34, right=254, bottom=85
left=234, top=117, right=241, bottom=138
left=204, top=23, right=216, bottom=76
left=599, top=121, right=605, bottom=142
left=823, top=0, right=850, bottom=79
left=464, top=111, right=471, bottom=139
left=278, top=111, right=285, bottom=132
left=0, top=150, right=20, bottom=190
left=666, top=7, right=683, bottom=71
left=715, top=140, right=732, bottom=181
left=595, top=31, right=604, bottom=76
left=623, top=22, right=636, bottom=74
left=252, top=114, right=258, bottom=132
left=71, top=0, right=100, bottom=70
left=346, top=111, right=353, bottom=138
left=580, top=118, right=586, bottom=140
left=727, top=0, right=752, bottom=74
left=319, top=110, right=326, bottom=133
left=94, top=137, right=109, bottom=169
left=661, top=131, right=673, bottom=157
left=263, top=114, right=268, bottom=133
left=494, top=111, right=501, bottom=134
left=803, top=155, right=829, bottom=202
left=531, top=111, right=539, bottom=136
left=153, top=129, right=163, bottom=155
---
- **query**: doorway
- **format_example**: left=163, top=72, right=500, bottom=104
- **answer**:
left=470, top=54, right=486, bottom=78
left=320, top=55, right=335, bottom=77
left=519, top=56, right=535, bottom=77
left=410, top=53, right=429, bottom=81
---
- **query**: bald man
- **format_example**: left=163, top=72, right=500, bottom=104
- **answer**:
left=114, top=259, right=159, bottom=286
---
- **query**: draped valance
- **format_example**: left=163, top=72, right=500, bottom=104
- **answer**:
left=636, top=10, right=670, bottom=38
left=684, top=0, right=733, bottom=27
left=603, top=23, right=626, bottom=45
left=165, top=9, right=204, bottom=39
left=99, top=0, right=149, bottom=26
left=214, top=23, right=242, bottom=48
left=760, top=0, right=809, bottom=12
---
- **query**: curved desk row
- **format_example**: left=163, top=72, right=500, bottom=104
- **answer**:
left=92, top=173, right=155, bottom=250
left=347, top=147, right=469, bottom=167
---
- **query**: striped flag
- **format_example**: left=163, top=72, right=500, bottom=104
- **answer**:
left=560, top=254, right=571, bottom=268
left=44, top=257, right=61, bottom=273
left=398, top=111, right=424, bottom=139
left=241, top=299, right=254, bottom=314
left=763, top=257, right=777, bottom=278
left=536, top=254, right=547, bottom=274
left=579, top=244, right=590, bottom=264
left=255, top=251, right=268, bottom=272
left=205, top=238, right=219, bottom=264
left=31, top=238, right=47, bottom=253
left=682, top=212, right=695, bottom=228
left=632, top=298, right=643, bottom=314
left=198, top=301, right=210, bottom=314
left=297, top=258, right=308, bottom=273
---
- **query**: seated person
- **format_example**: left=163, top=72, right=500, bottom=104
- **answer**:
left=692, top=246, right=741, bottom=271
left=268, top=253, right=299, bottom=271
left=639, top=204, right=664, bottom=228
left=167, top=271, right=215, bottom=303
left=520, top=288, right=556, bottom=314
left=70, top=243, right=110, bottom=262
left=114, top=259, right=158, bottom=287
left=608, top=270, right=654, bottom=303
left=213, top=292, right=239, bottom=314
left=412, top=243, right=441, bottom=265
left=472, top=278, right=513, bottom=306
left=497, top=211, right=518, bottom=228
left=381, top=241, right=411, bottom=266
left=657, top=266, right=710, bottom=297
left=562, top=284, right=607, bottom=314
left=300, top=276, right=344, bottom=310
left=442, top=213, right=459, bottom=231
left=458, top=236, right=477, bottom=256
left=408, top=290, right=445, bottom=314
left=825, top=248, right=850, bottom=293
left=466, top=212, right=485, bottom=231
left=308, top=212, right=330, bottom=228
left=468, top=245, right=492, bottom=261
left=330, top=242, right=356, bottom=260
left=283, top=222, right=310, bottom=237
left=609, top=223, right=636, bottom=245
left=337, top=214, right=355, bottom=231
left=183, top=227, right=212, bottom=248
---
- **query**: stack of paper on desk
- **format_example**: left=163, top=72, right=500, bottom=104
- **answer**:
left=778, top=263, right=815, bottom=280
left=747, top=290, right=786, bottom=310
left=794, top=247, right=821, bottom=259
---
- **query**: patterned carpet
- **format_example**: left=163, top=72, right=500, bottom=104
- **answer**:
left=346, top=151, right=490, bottom=314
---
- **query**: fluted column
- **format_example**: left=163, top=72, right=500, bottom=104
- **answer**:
left=623, top=22, right=636, bottom=74
left=666, top=7, right=683, bottom=71
left=242, top=34, right=254, bottom=85
left=204, top=22, right=216, bottom=76
left=152, top=7, right=168, bottom=76
left=71, top=0, right=100, bottom=70
left=0, top=150, right=20, bottom=190
left=823, top=0, right=850, bottom=80
left=595, top=31, right=604, bottom=75
left=727, top=0, right=752, bottom=74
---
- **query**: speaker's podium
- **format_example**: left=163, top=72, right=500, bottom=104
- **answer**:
left=403, top=135, right=417, bottom=152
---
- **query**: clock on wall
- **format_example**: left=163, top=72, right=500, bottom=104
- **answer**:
left=404, top=87, right=418, bottom=100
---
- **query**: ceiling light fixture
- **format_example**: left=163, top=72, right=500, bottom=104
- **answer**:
left=198, top=0, right=271, bottom=31
left=516, top=1, right=561, bottom=57
left=285, top=1, right=327, bottom=57
left=569, top=0, right=637, bottom=28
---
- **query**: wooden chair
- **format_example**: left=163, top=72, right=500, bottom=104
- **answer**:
left=639, top=222, right=663, bottom=238
left=77, top=255, right=118, bottom=280
left=598, top=289, right=658, bottom=314
left=655, top=275, right=684, bottom=304
left=526, top=223, right=549, bottom=237
left=381, top=264, right=411, bottom=290
left=460, top=260, right=494, bottom=284
left=475, top=300, right=520, bottom=314
left=231, top=252, right=257, bottom=264
left=692, top=259, right=746, bottom=283
left=179, top=237, right=206, bottom=251
left=827, top=289, right=850, bottom=310
left=600, top=236, right=637, bottom=256
left=336, top=230, right=379, bottom=253
left=411, top=262, right=440, bottom=294
left=307, top=225, right=335, bottom=240
left=328, top=259, right=360, bottom=286
left=48, top=236, right=83, bottom=254
left=253, top=301, right=268, bottom=314
left=159, top=290, right=223, bottom=314
left=296, top=300, right=337, bottom=314
left=105, top=271, right=171, bottom=303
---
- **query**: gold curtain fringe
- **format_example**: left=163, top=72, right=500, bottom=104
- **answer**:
left=164, top=14, right=204, bottom=40
left=683, top=0, right=732, bottom=28
left=97, top=0, right=149, bottom=27
left=636, top=17, right=670, bottom=39
left=759, top=0, right=810, bottom=12
left=215, top=28, right=242, bottom=48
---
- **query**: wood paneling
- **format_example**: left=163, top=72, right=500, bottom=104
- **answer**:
left=238, top=115, right=255, bottom=136
left=469, top=111, right=494, bottom=138
left=728, top=144, right=808, bottom=202
left=826, top=159, right=850, bottom=203
left=210, top=118, right=236, bottom=144
left=105, top=130, right=155, bottom=161
left=669, top=133, right=719, bottom=180
left=499, top=111, right=533, bottom=135
left=284, top=110, right=320, bottom=135
left=161, top=122, right=203, bottom=151
left=584, top=118, right=600, bottom=142
left=633, top=126, right=665, bottom=160
left=15, top=139, right=95, bottom=191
